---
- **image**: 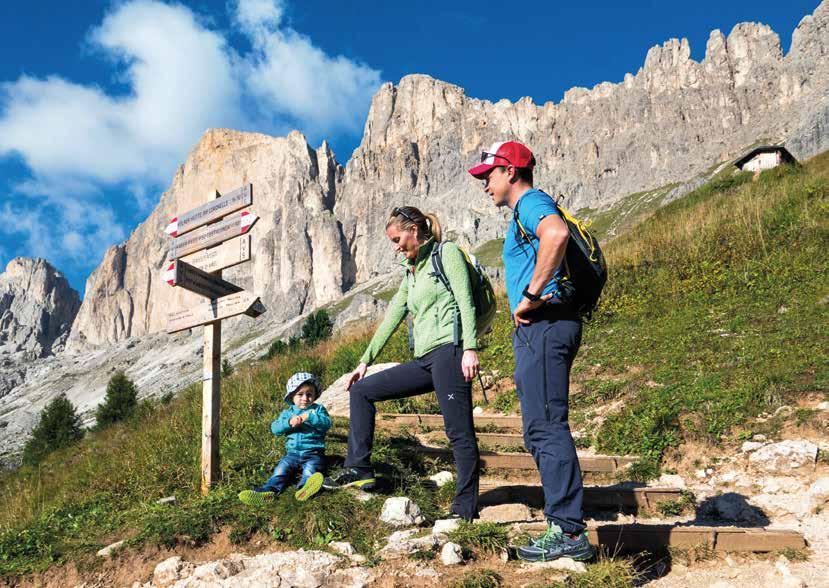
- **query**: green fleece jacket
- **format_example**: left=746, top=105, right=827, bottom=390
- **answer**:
left=360, top=238, right=477, bottom=364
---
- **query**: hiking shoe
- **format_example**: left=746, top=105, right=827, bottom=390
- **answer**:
left=295, top=472, right=324, bottom=502
left=516, top=523, right=594, bottom=562
left=238, top=489, right=275, bottom=506
left=322, top=468, right=376, bottom=490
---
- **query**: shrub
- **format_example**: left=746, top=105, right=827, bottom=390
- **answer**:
left=21, top=395, right=84, bottom=466
left=95, top=371, right=138, bottom=428
left=301, top=310, right=333, bottom=345
left=221, top=358, right=234, bottom=378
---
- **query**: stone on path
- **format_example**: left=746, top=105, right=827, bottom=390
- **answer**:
left=432, top=518, right=461, bottom=536
left=152, top=556, right=194, bottom=587
left=429, top=471, right=454, bottom=487
left=380, top=496, right=425, bottom=527
left=440, top=542, right=464, bottom=565
left=96, top=540, right=125, bottom=558
left=748, top=440, right=818, bottom=473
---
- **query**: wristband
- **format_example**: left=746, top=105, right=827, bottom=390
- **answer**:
left=522, top=286, right=542, bottom=302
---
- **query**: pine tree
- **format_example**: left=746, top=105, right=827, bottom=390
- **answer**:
left=301, top=310, right=333, bottom=345
left=22, top=394, right=84, bottom=466
left=95, top=371, right=138, bottom=428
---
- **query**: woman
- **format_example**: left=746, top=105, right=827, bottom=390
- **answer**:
left=323, top=206, right=481, bottom=521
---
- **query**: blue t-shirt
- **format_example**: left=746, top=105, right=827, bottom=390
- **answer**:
left=502, top=188, right=565, bottom=313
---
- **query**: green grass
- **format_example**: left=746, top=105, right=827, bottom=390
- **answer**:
left=474, top=238, right=505, bottom=268
left=1, top=151, right=827, bottom=579
left=447, top=521, right=509, bottom=557
left=451, top=569, right=502, bottom=588
left=576, top=182, right=680, bottom=241
left=546, top=556, right=639, bottom=588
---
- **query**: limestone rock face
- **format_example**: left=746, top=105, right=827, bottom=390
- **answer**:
left=67, top=129, right=350, bottom=350
left=0, top=258, right=80, bottom=359
left=336, top=1, right=829, bottom=281
left=0, top=258, right=80, bottom=399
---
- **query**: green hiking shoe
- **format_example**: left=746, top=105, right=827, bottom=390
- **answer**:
left=238, top=489, right=275, bottom=506
left=295, top=472, right=324, bottom=502
left=516, top=523, right=594, bottom=562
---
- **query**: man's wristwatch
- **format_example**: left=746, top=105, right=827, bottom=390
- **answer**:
left=522, top=286, right=542, bottom=302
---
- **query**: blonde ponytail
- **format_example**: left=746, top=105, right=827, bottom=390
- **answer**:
left=424, top=213, right=442, bottom=242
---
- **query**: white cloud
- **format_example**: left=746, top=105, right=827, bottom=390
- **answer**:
left=0, top=1, right=241, bottom=188
left=0, top=0, right=382, bottom=281
left=234, top=0, right=382, bottom=137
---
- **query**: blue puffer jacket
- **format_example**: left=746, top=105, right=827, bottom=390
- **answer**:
left=271, top=403, right=332, bottom=454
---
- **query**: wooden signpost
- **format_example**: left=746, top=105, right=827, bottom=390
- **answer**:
left=161, top=183, right=265, bottom=494
left=166, top=210, right=258, bottom=260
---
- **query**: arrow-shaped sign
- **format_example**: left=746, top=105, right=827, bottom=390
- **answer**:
left=166, top=291, right=267, bottom=334
left=167, top=210, right=258, bottom=260
left=165, top=184, right=252, bottom=238
left=163, top=259, right=243, bottom=299
left=180, top=234, right=250, bottom=274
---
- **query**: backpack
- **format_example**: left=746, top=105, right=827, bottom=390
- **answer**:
left=430, top=241, right=498, bottom=343
left=513, top=192, right=607, bottom=319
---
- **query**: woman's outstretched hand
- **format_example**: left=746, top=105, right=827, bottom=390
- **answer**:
left=461, top=350, right=480, bottom=382
left=347, top=363, right=368, bottom=390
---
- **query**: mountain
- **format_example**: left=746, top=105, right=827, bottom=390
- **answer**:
left=1, top=0, right=827, bottom=464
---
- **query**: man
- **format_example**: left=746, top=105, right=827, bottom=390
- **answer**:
left=468, top=141, right=593, bottom=562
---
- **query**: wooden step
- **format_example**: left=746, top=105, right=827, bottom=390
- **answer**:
left=377, top=413, right=523, bottom=430
left=479, top=482, right=684, bottom=511
left=513, top=522, right=806, bottom=554
left=412, top=446, right=637, bottom=473
left=421, top=431, right=526, bottom=448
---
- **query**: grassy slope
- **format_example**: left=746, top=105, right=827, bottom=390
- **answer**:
left=1, top=153, right=827, bottom=577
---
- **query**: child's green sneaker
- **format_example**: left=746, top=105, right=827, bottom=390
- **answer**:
left=295, top=472, right=324, bottom=502
left=238, top=489, right=275, bottom=506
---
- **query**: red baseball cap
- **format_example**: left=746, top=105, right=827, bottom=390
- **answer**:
left=468, top=140, right=536, bottom=178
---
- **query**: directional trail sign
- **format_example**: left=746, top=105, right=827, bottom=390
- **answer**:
left=181, top=235, right=250, bottom=274
left=167, top=210, right=257, bottom=260
left=163, top=259, right=243, bottom=299
left=166, top=291, right=266, bottom=333
left=165, top=184, right=252, bottom=237
left=162, top=183, right=264, bottom=495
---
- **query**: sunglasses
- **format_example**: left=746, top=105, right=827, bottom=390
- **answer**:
left=481, top=151, right=512, bottom=166
left=392, top=207, right=416, bottom=223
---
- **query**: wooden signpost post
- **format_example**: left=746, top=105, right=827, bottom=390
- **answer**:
left=161, top=183, right=265, bottom=494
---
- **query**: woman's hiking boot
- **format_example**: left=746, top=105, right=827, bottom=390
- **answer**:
left=238, top=489, right=276, bottom=507
left=295, top=472, right=324, bottom=501
left=516, top=523, right=594, bottom=562
left=322, top=468, right=376, bottom=491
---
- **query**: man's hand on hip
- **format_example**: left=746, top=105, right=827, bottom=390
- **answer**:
left=513, top=294, right=553, bottom=326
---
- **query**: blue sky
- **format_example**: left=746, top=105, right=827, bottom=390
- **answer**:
left=0, top=0, right=820, bottom=295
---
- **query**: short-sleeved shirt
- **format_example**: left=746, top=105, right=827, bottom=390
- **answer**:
left=502, top=188, right=565, bottom=313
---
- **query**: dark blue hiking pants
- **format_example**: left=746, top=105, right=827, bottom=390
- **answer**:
left=346, top=343, right=480, bottom=520
left=256, top=450, right=325, bottom=493
left=512, top=315, right=585, bottom=534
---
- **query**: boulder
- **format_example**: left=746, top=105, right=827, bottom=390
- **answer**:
left=429, top=471, right=454, bottom=487
left=318, top=363, right=399, bottom=417
left=96, top=540, right=125, bottom=558
left=432, top=518, right=461, bottom=536
left=440, top=542, right=464, bottom=565
left=748, top=440, right=818, bottom=473
left=378, top=529, right=439, bottom=557
left=380, top=497, right=425, bottom=527
left=153, top=556, right=195, bottom=587
left=808, top=477, right=829, bottom=509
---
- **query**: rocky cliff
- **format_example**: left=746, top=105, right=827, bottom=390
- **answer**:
left=337, top=1, right=829, bottom=280
left=0, top=258, right=81, bottom=401
left=67, top=129, right=350, bottom=349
